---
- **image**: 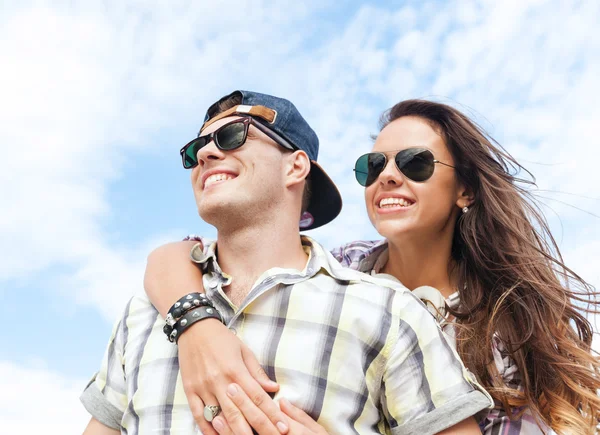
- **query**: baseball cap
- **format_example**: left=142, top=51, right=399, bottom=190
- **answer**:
left=200, top=90, right=342, bottom=230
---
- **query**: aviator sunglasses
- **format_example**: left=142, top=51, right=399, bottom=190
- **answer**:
left=180, top=116, right=295, bottom=169
left=354, top=147, right=455, bottom=187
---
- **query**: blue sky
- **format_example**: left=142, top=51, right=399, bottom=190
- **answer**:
left=1, top=1, right=599, bottom=432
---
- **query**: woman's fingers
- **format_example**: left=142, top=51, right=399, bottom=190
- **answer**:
left=213, top=391, right=260, bottom=435
left=175, top=319, right=287, bottom=434
left=199, top=350, right=286, bottom=434
left=211, top=415, right=233, bottom=435
left=177, top=321, right=252, bottom=432
left=187, top=395, right=218, bottom=435
left=280, top=399, right=324, bottom=433
left=190, top=389, right=254, bottom=435
left=225, top=383, right=288, bottom=435
left=217, top=375, right=288, bottom=434
left=242, top=344, right=280, bottom=393
left=235, top=350, right=289, bottom=433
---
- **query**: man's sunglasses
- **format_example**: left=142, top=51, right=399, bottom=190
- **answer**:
left=180, top=117, right=295, bottom=169
left=354, top=147, right=455, bottom=187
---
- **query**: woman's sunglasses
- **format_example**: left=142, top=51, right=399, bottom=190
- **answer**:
left=354, top=147, right=455, bottom=187
left=180, top=117, right=295, bottom=169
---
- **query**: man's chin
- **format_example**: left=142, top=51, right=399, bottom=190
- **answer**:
left=198, top=201, right=237, bottom=226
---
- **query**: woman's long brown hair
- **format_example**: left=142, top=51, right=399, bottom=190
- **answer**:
left=381, top=100, right=600, bottom=434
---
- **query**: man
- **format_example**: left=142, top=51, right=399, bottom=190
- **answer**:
left=81, top=90, right=492, bottom=434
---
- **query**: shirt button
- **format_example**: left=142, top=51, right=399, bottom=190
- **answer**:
left=208, top=278, right=219, bottom=289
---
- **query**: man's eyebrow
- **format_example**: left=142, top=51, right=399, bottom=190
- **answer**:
left=247, top=126, right=265, bottom=140
left=248, top=124, right=283, bottom=148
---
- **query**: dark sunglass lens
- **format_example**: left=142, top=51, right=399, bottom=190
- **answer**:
left=355, top=153, right=386, bottom=186
left=215, top=122, right=246, bottom=150
left=396, top=149, right=434, bottom=182
left=183, top=138, right=206, bottom=168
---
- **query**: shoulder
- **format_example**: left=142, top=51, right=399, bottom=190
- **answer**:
left=327, top=238, right=385, bottom=266
left=323, top=261, right=431, bottom=316
left=110, top=291, right=161, bottom=349
left=303, top=238, right=430, bottom=312
left=125, top=290, right=159, bottom=318
left=331, top=239, right=387, bottom=259
left=106, top=292, right=156, bottom=334
left=312, top=239, right=416, bottom=292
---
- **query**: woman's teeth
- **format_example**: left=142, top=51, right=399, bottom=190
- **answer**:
left=379, top=197, right=414, bottom=208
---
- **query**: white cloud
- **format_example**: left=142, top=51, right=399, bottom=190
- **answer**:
left=0, top=0, right=326, bottom=319
left=0, top=361, right=89, bottom=434
left=1, top=0, right=599, bottom=431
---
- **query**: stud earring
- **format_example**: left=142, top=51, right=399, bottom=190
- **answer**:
left=462, top=206, right=469, bottom=214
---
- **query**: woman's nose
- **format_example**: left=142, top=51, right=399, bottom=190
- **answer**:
left=377, top=158, right=404, bottom=186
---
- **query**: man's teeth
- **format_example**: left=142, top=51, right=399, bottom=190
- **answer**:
left=204, top=173, right=234, bottom=187
left=379, top=197, right=414, bottom=208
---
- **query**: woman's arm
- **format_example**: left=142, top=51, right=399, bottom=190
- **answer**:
left=83, top=418, right=120, bottom=435
left=145, top=240, right=204, bottom=316
left=436, top=418, right=481, bottom=434
left=144, top=241, right=288, bottom=435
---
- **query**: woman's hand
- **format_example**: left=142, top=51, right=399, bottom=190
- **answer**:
left=144, top=241, right=288, bottom=433
left=211, top=385, right=328, bottom=435
left=280, top=399, right=329, bottom=435
left=177, top=320, right=289, bottom=435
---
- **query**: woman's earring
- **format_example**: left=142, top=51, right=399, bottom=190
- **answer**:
left=462, top=206, right=469, bottom=214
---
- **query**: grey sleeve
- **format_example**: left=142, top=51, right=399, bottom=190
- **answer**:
left=80, top=374, right=124, bottom=430
left=391, top=390, right=490, bottom=435
left=80, top=309, right=129, bottom=430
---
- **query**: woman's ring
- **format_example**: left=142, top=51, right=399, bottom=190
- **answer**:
left=203, top=404, right=221, bottom=422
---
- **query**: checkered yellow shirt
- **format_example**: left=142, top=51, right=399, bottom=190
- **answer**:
left=81, top=237, right=492, bottom=434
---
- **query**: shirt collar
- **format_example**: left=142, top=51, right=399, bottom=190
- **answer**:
left=189, top=236, right=361, bottom=284
left=355, top=240, right=390, bottom=274
left=301, top=236, right=365, bottom=282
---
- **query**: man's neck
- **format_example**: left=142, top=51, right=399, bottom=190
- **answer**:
left=215, top=220, right=308, bottom=306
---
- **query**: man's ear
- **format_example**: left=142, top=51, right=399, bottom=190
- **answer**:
left=285, top=150, right=311, bottom=189
left=455, top=183, right=475, bottom=210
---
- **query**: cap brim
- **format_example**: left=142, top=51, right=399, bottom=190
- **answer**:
left=303, top=161, right=343, bottom=230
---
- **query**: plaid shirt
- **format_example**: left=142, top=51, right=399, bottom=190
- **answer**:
left=330, top=239, right=556, bottom=435
left=81, top=237, right=492, bottom=434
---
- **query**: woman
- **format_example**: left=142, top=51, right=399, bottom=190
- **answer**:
left=145, top=100, right=600, bottom=434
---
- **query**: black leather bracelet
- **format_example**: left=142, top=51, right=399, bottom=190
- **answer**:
left=167, top=305, right=223, bottom=343
left=163, top=292, right=220, bottom=340
left=165, top=292, right=214, bottom=326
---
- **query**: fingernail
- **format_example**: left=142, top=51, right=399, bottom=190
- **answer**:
left=276, top=421, right=288, bottom=433
left=212, top=418, right=224, bottom=432
left=227, top=383, right=238, bottom=397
